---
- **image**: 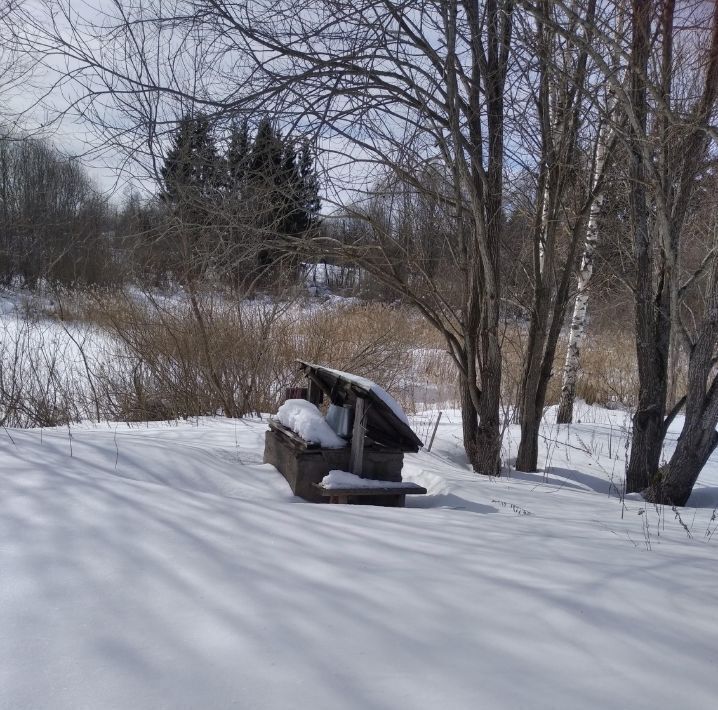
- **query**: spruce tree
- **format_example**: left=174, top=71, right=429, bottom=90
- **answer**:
left=297, top=140, right=321, bottom=232
left=160, top=112, right=223, bottom=281
left=226, top=120, right=250, bottom=193
left=248, top=118, right=283, bottom=195
left=161, top=113, right=222, bottom=207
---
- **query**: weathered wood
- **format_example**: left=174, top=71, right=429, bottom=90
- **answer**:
left=313, top=481, right=427, bottom=506
left=307, top=378, right=323, bottom=406
left=268, top=419, right=320, bottom=449
left=314, top=483, right=427, bottom=497
left=349, top=397, right=366, bottom=474
left=296, top=361, right=423, bottom=452
left=427, top=411, right=442, bottom=452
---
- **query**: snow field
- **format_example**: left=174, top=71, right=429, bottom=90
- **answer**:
left=1, top=409, right=717, bottom=709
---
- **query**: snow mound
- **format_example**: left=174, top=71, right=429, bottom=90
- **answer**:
left=321, top=470, right=421, bottom=489
left=275, top=399, right=347, bottom=448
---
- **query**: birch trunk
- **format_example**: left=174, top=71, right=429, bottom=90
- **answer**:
left=556, top=123, right=611, bottom=424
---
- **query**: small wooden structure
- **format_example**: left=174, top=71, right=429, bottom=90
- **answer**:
left=263, top=361, right=426, bottom=506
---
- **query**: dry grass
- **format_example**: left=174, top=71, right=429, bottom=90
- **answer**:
left=573, top=325, right=640, bottom=408
left=1, top=285, right=648, bottom=428
left=6, top=289, right=445, bottom=422
left=493, top=319, right=641, bottom=415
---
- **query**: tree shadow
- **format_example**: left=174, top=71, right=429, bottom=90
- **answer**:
left=407, top=492, right=498, bottom=514
left=687, top=486, right=718, bottom=509
left=504, top=458, right=622, bottom=496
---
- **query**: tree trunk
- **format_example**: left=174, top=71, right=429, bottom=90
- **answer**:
left=460, top=374, right=481, bottom=470
left=626, top=396, right=666, bottom=493
left=475, top=322, right=503, bottom=475
left=557, top=124, right=610, bottom=423
left=625, top=0, right=665, bottom=494
left=516, top=406, right=541, bottom=472
left=644, top=429, right=718, bottom=506
left=516, top=316, right=546, bottom=472
left=556, top=287, right=588, bottom=424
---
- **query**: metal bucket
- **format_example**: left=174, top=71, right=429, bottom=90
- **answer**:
left=325, top=403, right=354, bottom=438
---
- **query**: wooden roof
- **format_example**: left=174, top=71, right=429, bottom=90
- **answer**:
left=296, top=360, right=423, bottom=453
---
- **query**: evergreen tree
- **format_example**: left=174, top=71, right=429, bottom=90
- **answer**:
left=225, top=117, right=320, bottom=238
left=159, top=113, right=224, bottom=281
left=247, top=118, right=283, bottom=194
left=161, top=113, right=222, bottom=206
left=226, top=120, right=250, bottom=192
left=297, top=140, right=321, bottom=231
left=277, top=140, right=301, bottom=235
left=159, top=114, right=321, bottom=283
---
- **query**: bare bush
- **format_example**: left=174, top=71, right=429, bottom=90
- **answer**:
left=0, top=287, right=433, bottom=426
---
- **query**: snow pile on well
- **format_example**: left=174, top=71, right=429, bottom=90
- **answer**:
left=321, top=470, right=421, bottom=489
left=275, top=399, right=346, bottom=448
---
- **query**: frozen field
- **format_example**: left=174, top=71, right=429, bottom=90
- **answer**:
left=1, top=407, right=717, bottom=709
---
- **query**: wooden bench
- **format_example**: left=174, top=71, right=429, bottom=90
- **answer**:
left=313, top=482, right=427, bottom=506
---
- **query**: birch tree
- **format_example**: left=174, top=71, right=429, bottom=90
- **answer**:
left=513, top=0, right=616, bottom=472
left=556, top=10, right=624, bottom=424
left=519, top=0, right=718, bottom=498
left=555, top=119, right=614, bottom=424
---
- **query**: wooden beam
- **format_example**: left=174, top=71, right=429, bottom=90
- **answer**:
left=349, top=397, right=366, bottom=474
left=314, top=484, right=427, bottom=496
left=307, top=378, right=323, bottom=406
left=427, top=411, right=442, bottom=452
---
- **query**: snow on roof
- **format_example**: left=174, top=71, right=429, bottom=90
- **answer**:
left=318, top=366, right=410, bottom=427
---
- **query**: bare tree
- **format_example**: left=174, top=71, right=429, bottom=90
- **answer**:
left=512, top=0, right=617, bottom=472
left=556, top=7, right=625, bottom=425
left=641, top=4, right=718, bottom=505
left=18, top=0, right=519, bottom=473
left=623, top=0, right=718, bottom=495
left=516, top=0, right=718, bottom=499
left=0, top=134, right=110, bottom=286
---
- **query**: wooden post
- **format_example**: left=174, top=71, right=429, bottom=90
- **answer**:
left=307, top=378, right=323, bottom=406
left=427, top=411, right=442, bottom=452
left=350, top=397, right=366, bottom=474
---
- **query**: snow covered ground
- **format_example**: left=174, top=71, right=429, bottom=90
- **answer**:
left=1, top=407, right=717, bottom=709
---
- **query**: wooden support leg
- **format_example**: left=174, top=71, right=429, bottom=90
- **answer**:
left=350, top=397, right=366, bottom=475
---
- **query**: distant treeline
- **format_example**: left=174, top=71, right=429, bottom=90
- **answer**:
left=0, top=136, right=111, bottom=286
left=0, top=115, right=322, bottom=289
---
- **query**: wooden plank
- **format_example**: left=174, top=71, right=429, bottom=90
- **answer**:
left=313, top=483, right=427, bottom=496
left=268, top=419, right=320, bottom=449
left=349, top=397, right=366, bottom=474
left=307, top=378, right=323, bottom=406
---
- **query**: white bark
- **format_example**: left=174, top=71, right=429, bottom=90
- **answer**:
left=557, top=122, right=610, bottom=423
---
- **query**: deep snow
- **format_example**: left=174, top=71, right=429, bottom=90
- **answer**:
left=1, top=407, right=717, bottom=710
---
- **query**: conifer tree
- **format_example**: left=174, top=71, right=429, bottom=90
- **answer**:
left=226, top=120, right=250, bottom=192
left=297, top=140, right=321, bottom=232
left=160, top=113, right=223, bottom=281
left=161, top=113, right=222, bottom=207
